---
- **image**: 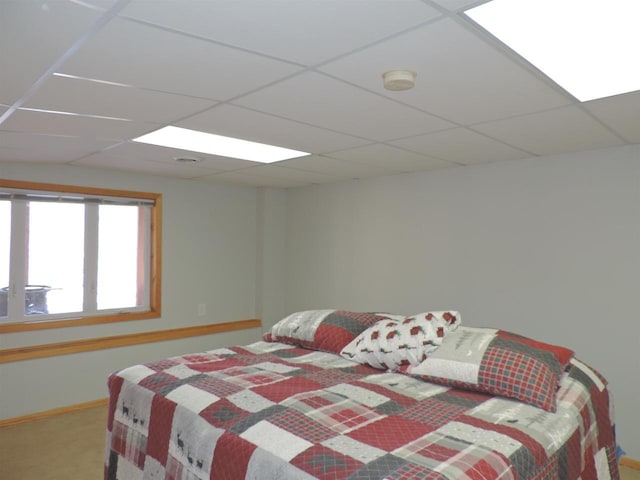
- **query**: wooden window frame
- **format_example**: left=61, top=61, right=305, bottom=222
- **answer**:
left=0, top=179, right=162, bottom=333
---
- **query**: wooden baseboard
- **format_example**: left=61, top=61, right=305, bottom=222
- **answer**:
left=0, top=318, right=262, bottom=363
left=621, top=456, right=640, bottom=470
left=0, top=398, right=109, bottom=428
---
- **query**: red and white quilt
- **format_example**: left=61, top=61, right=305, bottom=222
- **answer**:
left=105, top=341, right=619, bottom=479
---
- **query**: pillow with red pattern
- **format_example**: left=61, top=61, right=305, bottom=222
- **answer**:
left=263, top=310, right=396, bottom=354
left=340, top=311, right=461, bottom=371
left=400, top=326, right=574, bottom=412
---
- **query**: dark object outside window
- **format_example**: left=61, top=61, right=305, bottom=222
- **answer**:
left=0, top=285, right=52, bottom=316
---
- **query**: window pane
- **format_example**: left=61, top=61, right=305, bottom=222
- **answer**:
left=0, top=201, right=9, bottom=318
left=27, top=202, right=85, bottom=315
left=97, top=205, right=145, bottom=310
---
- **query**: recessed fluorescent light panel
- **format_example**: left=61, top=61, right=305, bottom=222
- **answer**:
left=466, top=0, right=640, bottom=102
left=133, top=126, right=310, bottom=163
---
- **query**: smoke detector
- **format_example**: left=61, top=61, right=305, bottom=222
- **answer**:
left=382, top=70, right=417, bottom=91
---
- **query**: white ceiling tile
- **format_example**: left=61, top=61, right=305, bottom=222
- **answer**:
left=24, top=75, right=218, bottom=123
left=0, top=1, right=106, bottom=105
left=59, top=17, right=302, bottom=100
left=239, top=165, right=345, bottom=184
left=173, top=156, right=259, bottom=172
left=235, top=72, right=454, bottom=141
left=320, top=18, right=573, bottom=125
left=73, top=142, right=263, bottom=172
left=390, top=128, right=532, bottom=164
left=177, top=104, right=369, bottom=154
left=429, top=0, right=485, bottom=12
left=73, top=152, right=222, bottom=179
left=81, top=1, right=122, bottom=9
left=584, top=91, right=640, bottom=143
left=327, top=144, right=455, bottom=173
left=120, top=0, right=442, bottom=66
left=0, top=132, right=116, bottom=163
left=473, top=106, right=627, bottom=155
left=278, top=155, right=397, bottom=179
left=2, top=109, right=157, bottom=140
left=198, top=171, right=310, bottom=188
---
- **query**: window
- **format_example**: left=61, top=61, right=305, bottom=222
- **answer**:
left=0, top=179, right=162, bottom=332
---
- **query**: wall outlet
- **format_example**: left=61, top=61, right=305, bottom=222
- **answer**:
left=197, top=303, right=206, bottom=316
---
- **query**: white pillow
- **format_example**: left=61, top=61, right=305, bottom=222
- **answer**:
left=340, top=311, right=461, bottom=371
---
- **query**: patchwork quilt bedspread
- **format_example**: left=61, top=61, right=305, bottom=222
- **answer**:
left=105, top=341, right=619, bottom=479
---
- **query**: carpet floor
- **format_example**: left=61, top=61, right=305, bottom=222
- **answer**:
left=1, top=404, right=638, bottom=479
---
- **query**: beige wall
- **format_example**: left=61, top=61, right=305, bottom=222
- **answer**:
left=284, top=144, right=640, bottom=459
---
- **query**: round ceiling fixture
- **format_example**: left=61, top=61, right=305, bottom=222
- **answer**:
left=382, top=70, right=417, bottom=91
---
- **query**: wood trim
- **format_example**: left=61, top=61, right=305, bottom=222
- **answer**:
left=0, top=310, right=160, bottom=333
left=0, top=178, right=159, bottom=201
left=150, top=193, right=162, bottom=321
left=621, top=456, right=640, bottom=470
left=0, top=318, right=262, bottom=363
left=0, top=398, right=109, bottom=428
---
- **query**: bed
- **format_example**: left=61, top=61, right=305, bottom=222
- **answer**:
left=105, top=310, right=620, bottom=479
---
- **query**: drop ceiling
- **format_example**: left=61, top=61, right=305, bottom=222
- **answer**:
left=1, top=0, right=638, bottom=188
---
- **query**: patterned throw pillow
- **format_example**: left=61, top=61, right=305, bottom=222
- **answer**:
left=400, top=326, right=574, bottom=412
left=340, top=311, right=461, bottom=371
left=263, top=310, right=394, bottom=354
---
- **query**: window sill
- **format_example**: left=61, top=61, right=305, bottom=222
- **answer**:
left=0, top=309, right=161, bottom=334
